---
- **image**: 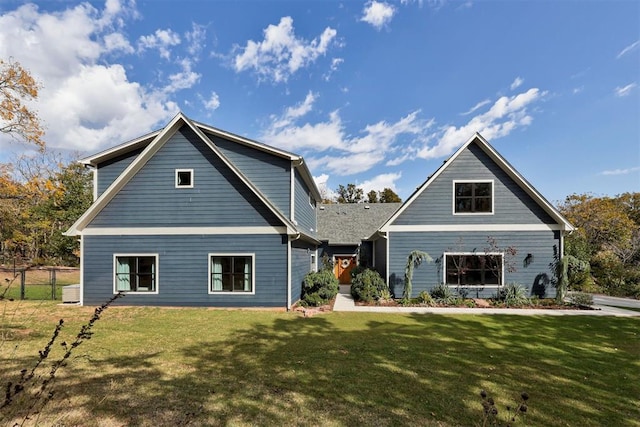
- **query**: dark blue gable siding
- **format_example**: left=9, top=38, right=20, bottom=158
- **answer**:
left=294, top=169, right=317, bottom=236
left=208, top=132, right=291, bottom=218
left=393, top=142, right=556, bottom=225
left=96, top=148, right=144, bottom=197
left=291, top=240, right=315, bottom=304
left=88, top=126, right=282, bottom=228
left=83, top=234, right=288, bottom=307
left=387, top=231, right=559, bottom=299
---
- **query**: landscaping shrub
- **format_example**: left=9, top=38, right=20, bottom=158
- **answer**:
left=417, top=290, right=435, bottom=306
left=430, top=283, right=456, bottom=304
left=300, top=270, right=339, bottom=307
left=351, top=268, right=390, bottom=303
left=566, top=291, right=593, bottom=307
left=496, top=283, right=531, bottom=307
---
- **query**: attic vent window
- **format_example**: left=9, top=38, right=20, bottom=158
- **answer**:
left=176, top=169, right=194, bottom=188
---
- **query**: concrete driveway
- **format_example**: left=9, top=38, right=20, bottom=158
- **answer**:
left=592, top=295, right=640, bottom=309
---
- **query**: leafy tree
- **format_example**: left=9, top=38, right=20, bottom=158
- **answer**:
left=366, top=190, right=378, bottom=203
left=0, top=59, right=45, bottom=150
left=379, top=187, right=402, bottom=203
left=336, top=183, right=363, bottom=203
left=403, top=250, right=432, bottom=301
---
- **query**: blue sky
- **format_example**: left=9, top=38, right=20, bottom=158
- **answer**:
left=0, top=0, right=637, bottom=203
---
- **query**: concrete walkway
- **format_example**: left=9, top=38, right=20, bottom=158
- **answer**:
left=334, top=286, right=640, bottom=316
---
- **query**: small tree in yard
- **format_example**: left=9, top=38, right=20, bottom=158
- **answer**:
left=351, top=268, right=389, bottom=303
left=403, top=250, right=433, bottom=302
left=301, top=269, right=339, bottom=307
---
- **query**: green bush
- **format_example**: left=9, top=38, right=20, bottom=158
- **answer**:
left=300, top=269, right=339, bottom=307
left=351, top=268, right=390, bottom=303
left=430, top=283, right=456, bottom=304
left=496, top=283, right=531, bottom=307
left=566, top=291, right=594, bottom=307
left=417, top=290, right=435, bottom=306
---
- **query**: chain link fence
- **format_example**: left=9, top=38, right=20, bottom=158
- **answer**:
left=0, top=266, right=80, bottom=301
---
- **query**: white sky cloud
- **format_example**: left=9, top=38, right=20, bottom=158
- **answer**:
left=164, top=58, right=201, bottom=93
left=416, top=88, right=544, bottom=159
left=510, top=76, right=524, bottom=90
left=461, top=99, right=490, bottom=115
left=361, top=1, right=396, bottom=30
left=186, top=23, right=207, bottom=57
left=616, top=40, right=639, bottom=59
left=614, top=83, right=637, bottom=97
left=203, top=91, right=220, bottom=111
left=0, top=1, right=180, bottom=153
left=358, top=172, right=402, bottom=195
left=233, top=16, right=337, bottom=83
left=600, top=166, right=640, bottom=176
left=138, top=28, right=181, bottom=59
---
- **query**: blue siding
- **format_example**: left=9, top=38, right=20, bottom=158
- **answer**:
left=291, top=240, right=315, bottom=304
left=88, top=126, right=282, bottom=228
left=96, top=148, right=144, bottom=197
left=373, top=238, right=387, bottom=280
left=83, top=234, right=288, bottom=307
left=208, top=133, right=291, bottom=218
left=387, top=231, right=559, bottom=298
left=394, top=142, right=556, bottom=226
left=294, top=169, right=317, bottom=236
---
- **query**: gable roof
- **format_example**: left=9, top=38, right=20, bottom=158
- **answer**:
left=65, top=112, right=310, bottom=237
left=318, top=203, right=401, bottom=245
left=379, top=133, right=574, bottom=232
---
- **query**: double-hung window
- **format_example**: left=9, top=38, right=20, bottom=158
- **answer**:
left=454, top=181, right=493, bottom=214
left=114, top=255, right=158, bottom=293
left=209, top=254, right=254, bottom=294
left=444, top=253, right=503, bottom=287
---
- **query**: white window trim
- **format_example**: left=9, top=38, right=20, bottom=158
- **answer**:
left=309, top=191, right=316, bottom=209
left=175, top=169, right=194, bottom=188
left=452, top=179, right=494, bottom=216
left=113, top=253, right=159, bottom=295
left=443, top=251, right=504, bottom=288
left=207, top=253, right=256, bottom=295
left=310, top=249, right=318, bottom=272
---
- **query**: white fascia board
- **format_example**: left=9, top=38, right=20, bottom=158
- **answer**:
left=65, top=113, right=187, bottom=236
left=387, top=224, right=563, bottom=232
left=81, top=226, right=288, bottom=236
left=194, top=121, right=299, bottom=160
left=293, top=157, right=323, bottom=202
left=79, top=130, right=161, bottom=165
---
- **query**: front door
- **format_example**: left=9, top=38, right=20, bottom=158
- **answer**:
left=334, top=256, right=356, bottom=284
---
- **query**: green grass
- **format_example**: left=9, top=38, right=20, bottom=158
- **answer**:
left=1, top=301, right=639, bottom=426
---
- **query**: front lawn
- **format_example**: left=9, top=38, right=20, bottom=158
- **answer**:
left=1, top=301, right=638, bottom=426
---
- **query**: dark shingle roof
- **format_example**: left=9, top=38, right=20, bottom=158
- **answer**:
left=317, top=203, right=402, bottom=244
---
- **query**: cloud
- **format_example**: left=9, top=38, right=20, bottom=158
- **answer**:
left=233, top=16, right=337, bottom=83
left=617, top=40, right=639, bottom=59
left=0, top=1, right=183, bottom=153
left=323, top=57, right=344, bottom=81
left=460, top=99, right=490, bottom=115
left=164, top=58, right=201, bottom=93
left=358, top=172, right=402, bottom=195
left=186, top=23, right=207, bottom=57
left=203, top=91, right=220, bottom=111
left=137, top=28, right=181, bottom=59
left=510, top=76, right=524, bottom=90
left=262, top=93, right=432, bottom=176
left=600, top=166, right=640, bottom=176
left=614, top=83, right=637, bottom=97
left=416, top=88, right=544, bottom=159
left=361, top=1, right=396, bottom=30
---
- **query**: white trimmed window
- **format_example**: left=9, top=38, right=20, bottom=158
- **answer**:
left=114, top=254, right=158, bottom=293
left=444, top=253, right=503, bottom=287
left=310, top=253, right=317, bottom=272
left=453, top=180, right=493, bottom=214
left=309, top=192, right=316, bottom=209
left=209, top=254, right=255, bottom=294
left=175, top=169, right=194, bottom=188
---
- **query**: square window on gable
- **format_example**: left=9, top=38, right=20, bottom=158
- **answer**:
left=175, top=169, right=194, bottom=188
left=453, top=181, right=493, bottom=214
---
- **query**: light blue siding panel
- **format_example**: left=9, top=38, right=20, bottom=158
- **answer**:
left=294, top=169, right=317, bottom=237
left=83, top=234, right=288, bottom=307
left=88, top=126, right=282, bottom=227
left=291, top=241, right=315, bottom=304
left=388, top=231, right=559, bottom=299
left=394, top=143, right=556, bottom=225
left=96, top=148, right=143, bottom=197
left=209, top=133, right=291, bottom=217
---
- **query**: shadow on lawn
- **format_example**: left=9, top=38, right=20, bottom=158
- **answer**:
left=3, top=313, right=639, bottom=426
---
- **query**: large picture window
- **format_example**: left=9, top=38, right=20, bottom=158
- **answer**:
left=114, top=255, right=158, bottom=293
left=454, top=181, right=493, bottom=214
left=444, top=253, right=503, bottom=287
left=209, top=254, right=254, bottom=293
